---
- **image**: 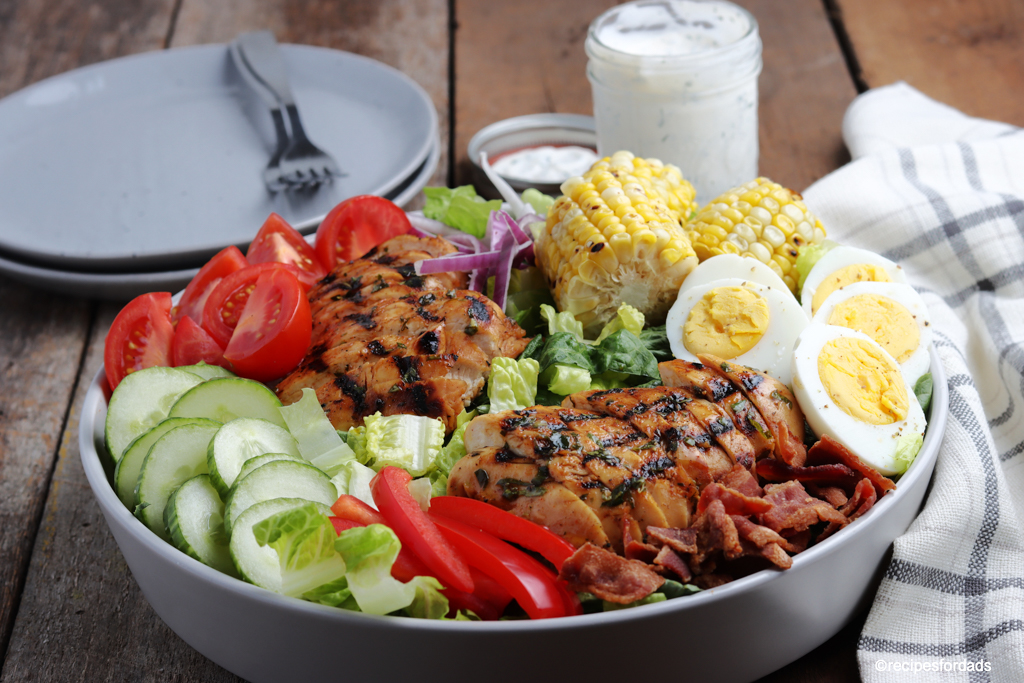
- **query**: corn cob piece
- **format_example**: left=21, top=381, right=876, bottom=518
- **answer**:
left=685, top=178, right=827, bottom=293
left=536, top=151, right=699, bottom=336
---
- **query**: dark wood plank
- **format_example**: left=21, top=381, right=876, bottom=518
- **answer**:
left=453, top=0, right=857, bottom=192
left=0, top=0, right=176, bottom=663
left=2, top=1, right=450, bottom=680
left=836, top=0, right=1024, bottom=126
left=171, top=0, right=451, bottom=194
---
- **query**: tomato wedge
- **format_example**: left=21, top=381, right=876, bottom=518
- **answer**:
left=247, top=213, right=327, bottom=289
left=314, top=195, right=414, bottom=268
left=171, top=315, right=228, bottom=369
left=222, top=267, right=311, bottom=382
left=171, top=246, right=248, bottom=327
left=202, top=262, right=293, bottom=348
left=429, top=496, right=576, bottom=570
left=370, top=467, right=474, bottom=594
left=104, top=292, right=175, bottom=390
left=429, top=513, right=568, bottom=620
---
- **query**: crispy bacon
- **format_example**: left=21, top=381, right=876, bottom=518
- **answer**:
left=559, top=544, right=665, bottom=603
left=759, top=480, right=847, bottom=533
left=806, top=484, right=849, bottom=508
left=757, top=458, right=861, bottom=491
left=653, top=545, right=693, bottom=582
left=697, top=482, right=772, bottom=516
left=646, top=526, right=698, bottom=555
left=819, top=477, right=879, bottom=540
left=806, top=435, right=896, bottom=497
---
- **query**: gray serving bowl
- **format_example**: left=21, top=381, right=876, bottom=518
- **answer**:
left=79, top=350, right=947, bottom=683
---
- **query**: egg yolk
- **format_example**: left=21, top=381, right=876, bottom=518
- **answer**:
left=828, top=294, right=919, bottom=363
left=812, top=264, right=892, bottom=314
left=683, top=286, right=769, bottom=359
left=818, top=337, right=909, bottom=425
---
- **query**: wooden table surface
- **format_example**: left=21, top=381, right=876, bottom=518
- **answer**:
left=1, top=1, right=1022, bottom=681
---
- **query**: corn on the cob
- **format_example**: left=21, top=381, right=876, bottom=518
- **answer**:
left=536, top=151, right=699, bottom=336
left=685, top=178, right=827, bottom=293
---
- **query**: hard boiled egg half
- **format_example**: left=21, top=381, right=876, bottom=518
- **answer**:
left=800, top=245, right=907, bottom=319
left=812, top=281, right=932, bottom=387
left=791, top=324, right=926, bottom=475
left=666, top=273, right=808, bottom=386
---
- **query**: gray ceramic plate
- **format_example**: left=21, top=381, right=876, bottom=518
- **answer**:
left=0, top=43, right=437, bottom=272
left=78, top=349, right=948, bottom=683
left=0, top=134, right=440, bottom=300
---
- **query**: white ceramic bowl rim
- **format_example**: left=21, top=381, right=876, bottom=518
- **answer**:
left=78, top=347, right=948, bottom=633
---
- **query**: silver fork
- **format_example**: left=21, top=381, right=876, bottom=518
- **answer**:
left=232, top=31, right=343, bottom=192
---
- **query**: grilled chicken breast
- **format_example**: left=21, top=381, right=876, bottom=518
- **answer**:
left=276, top=235, right=529, bottom=432
left=449, top=363, right=808, bottom=554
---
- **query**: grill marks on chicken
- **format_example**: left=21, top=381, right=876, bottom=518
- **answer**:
left=276, top=236, right=529, bottom=432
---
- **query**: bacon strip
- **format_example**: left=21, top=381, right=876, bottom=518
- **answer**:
left=757, top=458, right=861, bottom=491
left=697, top=482, right=772, bottom=516
left=559, top=544, right=665, bottom=604
left=806, top=435, right=896, bottom=497
left=819, top=477, right=879, bottom=540
left=646, top=526, right=698, bottom=555
left=759, top=480, right=847, bottom=533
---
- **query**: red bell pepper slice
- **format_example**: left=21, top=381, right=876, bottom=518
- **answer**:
left=429, top=513, right=568, bottom=620
left=429, top=496, right=576, bottom=571
left=370, top=467, right=475, bottom=594
left=332, top=495, right=386, bottom=526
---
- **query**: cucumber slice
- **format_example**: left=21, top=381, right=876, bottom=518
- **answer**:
left=104, top=367, right=204, bottom=463
left=136, top=422, right=221, bottom=541
left=164, top=474, right=238, bottom=577
left=224, top=460, right=336, bottom=533
left=235, top=452, right=306, bottom=485
left=114, top=417, right=220, bottom=509
left=169, top=377, right=287, bottom=428
left=178, top=362, right=236, bottom=380
left=207, top=418, right=301, bottom=497
left=229, top=498, right=333, bottom=592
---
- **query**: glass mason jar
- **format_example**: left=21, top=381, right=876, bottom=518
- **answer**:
left=586, top=0, right=762, bottom=204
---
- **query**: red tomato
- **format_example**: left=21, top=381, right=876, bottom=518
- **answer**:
left=429, top=513, right=568, bottom=620
left=429, top=496, right=576, bottom=571
left=201, top=262, right=292, bottom=348
left=314, top=195, right=414, bottom=269
left=171, top=316, right=228, bottom=369
left=171, top=246, right=249, bottom=327
left=104, top=292, right=175, bottom=390
left=370, top=467, right=475, bottom=594
left=222, top=268, right=311, bottom=382
left=247, top=213, right=327, bottom=289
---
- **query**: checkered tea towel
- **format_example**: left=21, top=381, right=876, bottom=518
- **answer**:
left=802, top=82, right=1024, bottom=683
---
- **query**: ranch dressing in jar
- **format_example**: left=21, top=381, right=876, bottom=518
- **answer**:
left=586, top=0, right=762, bottom=203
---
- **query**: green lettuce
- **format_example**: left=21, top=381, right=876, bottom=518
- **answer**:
left=521, top=188, right=554, bottom=216
left=892, top=431, right=924, bottom=474
left=795, top=240, right=837, bottom=296
left=362, top=413, right=446, bottom=476
left=488, top=357, right=540, bottom=412
left=639, top=326, right=674, bottom=363
left=423, top=186, right=500, bottom=238
left=330, top=460, right=378, bottom=509
left=595, top=304, right=645, bottom=343
left=435, top=410, right=476, bottom=478
left=591, top=330, right=660, bottom=381
left=542, top=364, right=592, bottom=395
left=540, top=304, right=585, bottom=341
left=302, top=576, right=356, bottom=609
left=278, top=388, right=356, bottom=476
left=914, top=373, right=933, bottom=413
left=335, top=524, right=447, bottom=616
left=253, top=503, right=348, bottom=598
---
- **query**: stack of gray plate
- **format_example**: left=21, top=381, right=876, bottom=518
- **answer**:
left=0, top=44, right=439, bottom=299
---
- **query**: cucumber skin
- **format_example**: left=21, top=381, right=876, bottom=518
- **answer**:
left=136, top=423, right=221, bottom=541
left=165, top=474, right=238, bottom=577
left=233, top=452, right=306, bottom=487
left=178, top=362, right=236, bottom=381
left=168, top=377, right=287, bottom=428
left=223, top=460, right=337, bottom=534
left=114, top=417, right=220, bottom=510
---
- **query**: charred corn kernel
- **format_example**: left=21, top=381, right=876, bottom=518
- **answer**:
left=685, top=177, right=827, bottom=292
left=536, top=151, right=699, bottom=335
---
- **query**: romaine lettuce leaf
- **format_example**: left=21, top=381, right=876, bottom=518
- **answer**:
left=521, top=188, right=554, bottom=217
left=330, top=460, right=378, bottom=509
left=253, top=503, right=348, bottom=597
left=435, top=410, right=476, bottom=477
left=591, top=330, right=660, bottom=380
left=914, top=373, right=933, bottom=413
left=540, top=304, right=585, bottom=341
left=542, top=364, right=592, bottom=395
left=363, top=412, right=445, bottom=477
left=893, top=431, right=924, bottom=474
left=488, top=357, right=540, bottom=412
left=537, top=332, right=594, bottom=374
left=595, top=304, right=645, bottom=343
left=795, top=240, right=837, bottom=296
left=423, top=186, right=500, bottom=238
left=335, top=524, right=446, bottom=616
left=278, top=388, right=356, bottom=476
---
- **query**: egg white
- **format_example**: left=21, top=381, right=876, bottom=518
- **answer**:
left=680, top=253, right=793, bottom=298
left=800, top=246, right=907, bottom=319
left=812, top=281, right=932, bottom=387
left=666, top=277, right=809, bottom=386
left=791, top=324, right=926, bottom=476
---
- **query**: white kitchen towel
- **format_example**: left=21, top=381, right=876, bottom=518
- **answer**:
left=802, top=82, right=1024, bottom=683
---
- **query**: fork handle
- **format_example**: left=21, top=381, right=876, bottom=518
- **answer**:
left=235, top=30, right=296, bottom=107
